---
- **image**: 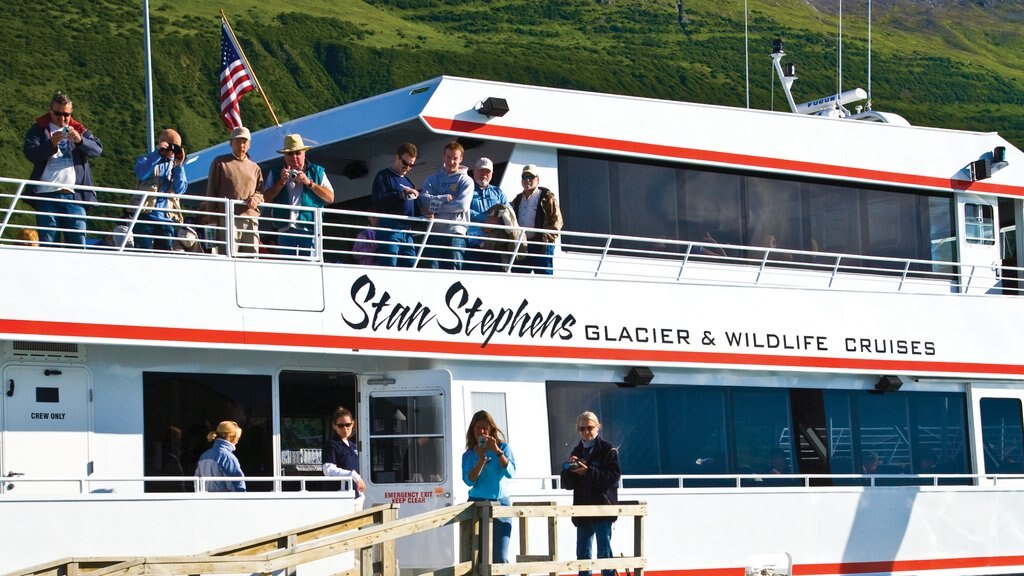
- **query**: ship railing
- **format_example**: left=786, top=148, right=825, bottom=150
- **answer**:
left=513, top=472, right=1024, bottom=491
left=2, top=177, right=1022, bottom=295
left=0, top=474, right=355, bottom=495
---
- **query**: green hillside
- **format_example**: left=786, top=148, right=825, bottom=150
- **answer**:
left=2, top=0, right=1023, bottom=196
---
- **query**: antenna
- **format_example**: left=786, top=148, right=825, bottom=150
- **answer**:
left=836, top=0, right=843, bottom=112
left=744, top=0, right=750, bottom=108
left=771, top=40, right=799, bottom=114
left=867, top=0, right=873, bottom=110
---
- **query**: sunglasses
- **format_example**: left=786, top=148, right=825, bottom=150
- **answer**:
left=51, top=110, right=71, bottom=118
left=521, top=174, right=537, bottom=180
left=334, top=422, right=354, bottom=428
left=400, top=158, right=416, bottom=168
left=578, top=425, right=596, bottom=432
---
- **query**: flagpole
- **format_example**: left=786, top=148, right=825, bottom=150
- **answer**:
left=143, top=0, right=156, bottom=150
left=220, top=10, right=281, bottom=127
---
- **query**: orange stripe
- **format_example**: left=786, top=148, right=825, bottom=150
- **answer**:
left=421, top=116, right=1024, bottom=197
left=2, top=318, right=1024, bottom=376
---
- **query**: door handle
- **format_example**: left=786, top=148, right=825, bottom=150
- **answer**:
left=5, top=379, right=12, bottom=397
left=5, top=471, right=24, bottom=491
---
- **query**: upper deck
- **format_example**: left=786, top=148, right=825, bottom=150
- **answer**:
left=4, top=75, right=1024, bottom=380
left=1, top=175, right=1022, bottom=380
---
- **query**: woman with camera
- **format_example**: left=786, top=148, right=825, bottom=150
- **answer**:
left=461, top=410, right=516, bottom=563
left=561, top=411, right=621, bottom=576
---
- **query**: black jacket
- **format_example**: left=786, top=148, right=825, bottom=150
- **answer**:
left=560, top=436, right=621, bottom=525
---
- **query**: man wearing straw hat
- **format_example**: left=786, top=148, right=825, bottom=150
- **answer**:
left=264, top=133, right=335, bottom=256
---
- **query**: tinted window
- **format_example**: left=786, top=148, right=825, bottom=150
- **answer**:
left=980, top=397, right=1024, bottom=474
left=558, top=151, right=954, bottom=267
left=143, top=372, right=272, bottom=492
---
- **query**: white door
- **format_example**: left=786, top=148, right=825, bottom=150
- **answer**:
left=956, top=193, right=1000, bottom=294
left=360, top=369, right=454, bottom=570
left=1, top=365, right=91, bottom=494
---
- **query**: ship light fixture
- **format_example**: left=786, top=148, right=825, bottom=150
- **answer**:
left=620, top=367, right=654, bottom=388
left=476, top=97, right=510, bottom=118
left=874, top=375, right=904, bottom=394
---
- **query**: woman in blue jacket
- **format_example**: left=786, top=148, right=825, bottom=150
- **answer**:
left=461, top=410, right=515, bottom=563
left=195, top=420, right=245, bottom=492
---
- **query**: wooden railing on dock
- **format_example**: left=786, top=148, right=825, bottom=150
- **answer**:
left=4, top=501, right=646, bottom=576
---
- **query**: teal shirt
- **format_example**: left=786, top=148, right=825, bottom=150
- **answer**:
left=462, top=442, right=515, bottom=500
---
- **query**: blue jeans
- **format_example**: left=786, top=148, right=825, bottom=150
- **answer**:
left=134, top=218, right=176, bottom=251
left=277, top=226, right=315, bottom=257
left=513, top=242, right=554, bottom=274
left=35, top=192, right=86, bottom=247
left=375, top=224, right=417, bottom=267
left=469, top=497, right=512, bottom=563
left=576, top=519, right=614, bottom=576
left=423, top=233, right=467, bottom=270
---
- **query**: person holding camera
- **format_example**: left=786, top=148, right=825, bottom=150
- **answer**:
left=561, top=411, right=621, bottom=576
left=370, top=142, right=420, bottom=267
left=263, top=134, right=335, bottom=257
left=461, top=410, right=515, bottom=563
left=22, top=91, right=104, bottom=247
left=133, top=128, right=187, bottom=251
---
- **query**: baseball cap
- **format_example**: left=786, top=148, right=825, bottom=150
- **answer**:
left=475, top=157, right=494, bottom=171
left=521, top=164, right=539, bottom=177
left=230, top=126, right=251, bottom=141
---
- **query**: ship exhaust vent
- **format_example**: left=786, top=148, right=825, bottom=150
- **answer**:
left=6, top=340, right=85, bottom=361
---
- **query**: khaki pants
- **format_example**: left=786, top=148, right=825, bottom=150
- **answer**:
left=233, top=216, right=259, bottom=254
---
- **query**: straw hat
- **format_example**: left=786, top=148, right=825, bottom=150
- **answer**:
left=278, top=134, right=313, bottom=154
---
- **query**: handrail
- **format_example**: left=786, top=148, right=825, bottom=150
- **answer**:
left=1, top=176, right=1021, bottom=295
left=0, top=474, right=354, bottom=495
left=3, top=500, right=648, bottom=576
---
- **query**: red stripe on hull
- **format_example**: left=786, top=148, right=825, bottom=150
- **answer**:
left=3, top=318, right=1024, bottom=376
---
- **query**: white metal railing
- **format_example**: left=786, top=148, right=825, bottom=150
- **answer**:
left=2, top=176, right=1021, bottom=295
left=512, top=472, right=1024, bottom=491
left=0, top=474, right=355, bottom=495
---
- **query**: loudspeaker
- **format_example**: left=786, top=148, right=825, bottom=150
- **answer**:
left=477, top=97, right=510, bottom=118
left=622, top=367, right=654, bottom=388
left=875, top=375, right=903, bottom=394
left=970, top=159, right=991, bottom=181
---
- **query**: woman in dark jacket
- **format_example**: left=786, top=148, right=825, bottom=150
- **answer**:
left=560, top=411, right=621, bottom=576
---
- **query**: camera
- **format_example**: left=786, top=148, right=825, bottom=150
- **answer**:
left=562, top=461, right=581, bottom=471
left=287, top=169, right=302, bottom=179
left=478, top=436, right=487, bottom=448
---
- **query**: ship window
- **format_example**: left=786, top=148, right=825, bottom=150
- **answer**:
left=547, top=381, right=968, bottom=485
left=980, top=397, right=1024, bottom=474
left=965, top=203, right=996, bottom=245
left=557, top=151, right=955, bottom=271
left=732, top=389, right=793, bottom=476
left=367, top=392, right=445, bottom=484
left=142, top=372, right=272, bottom=493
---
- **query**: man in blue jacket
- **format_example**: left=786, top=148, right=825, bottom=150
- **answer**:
left=133, top=128, right=187, bottom=251
left=22, top=91, right=103, bottom=247
left=371, top=142, right=419, bottom=266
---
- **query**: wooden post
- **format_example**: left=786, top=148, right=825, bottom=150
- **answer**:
left=480, top=502, right=493, bottom=576
left=380, top=506, right=399, bottom=576
left=546, top=512, right=558, bottom=576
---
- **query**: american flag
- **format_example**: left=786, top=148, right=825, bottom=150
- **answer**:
left=219, top=20, right=255, bottom=131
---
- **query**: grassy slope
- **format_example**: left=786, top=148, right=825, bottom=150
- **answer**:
left=0, top=0, right=1022, bottom=198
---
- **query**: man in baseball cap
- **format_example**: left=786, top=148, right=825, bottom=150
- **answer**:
left=205, top=126, right=264, bottom=254
left=465, top=157, right=511, bottom=270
